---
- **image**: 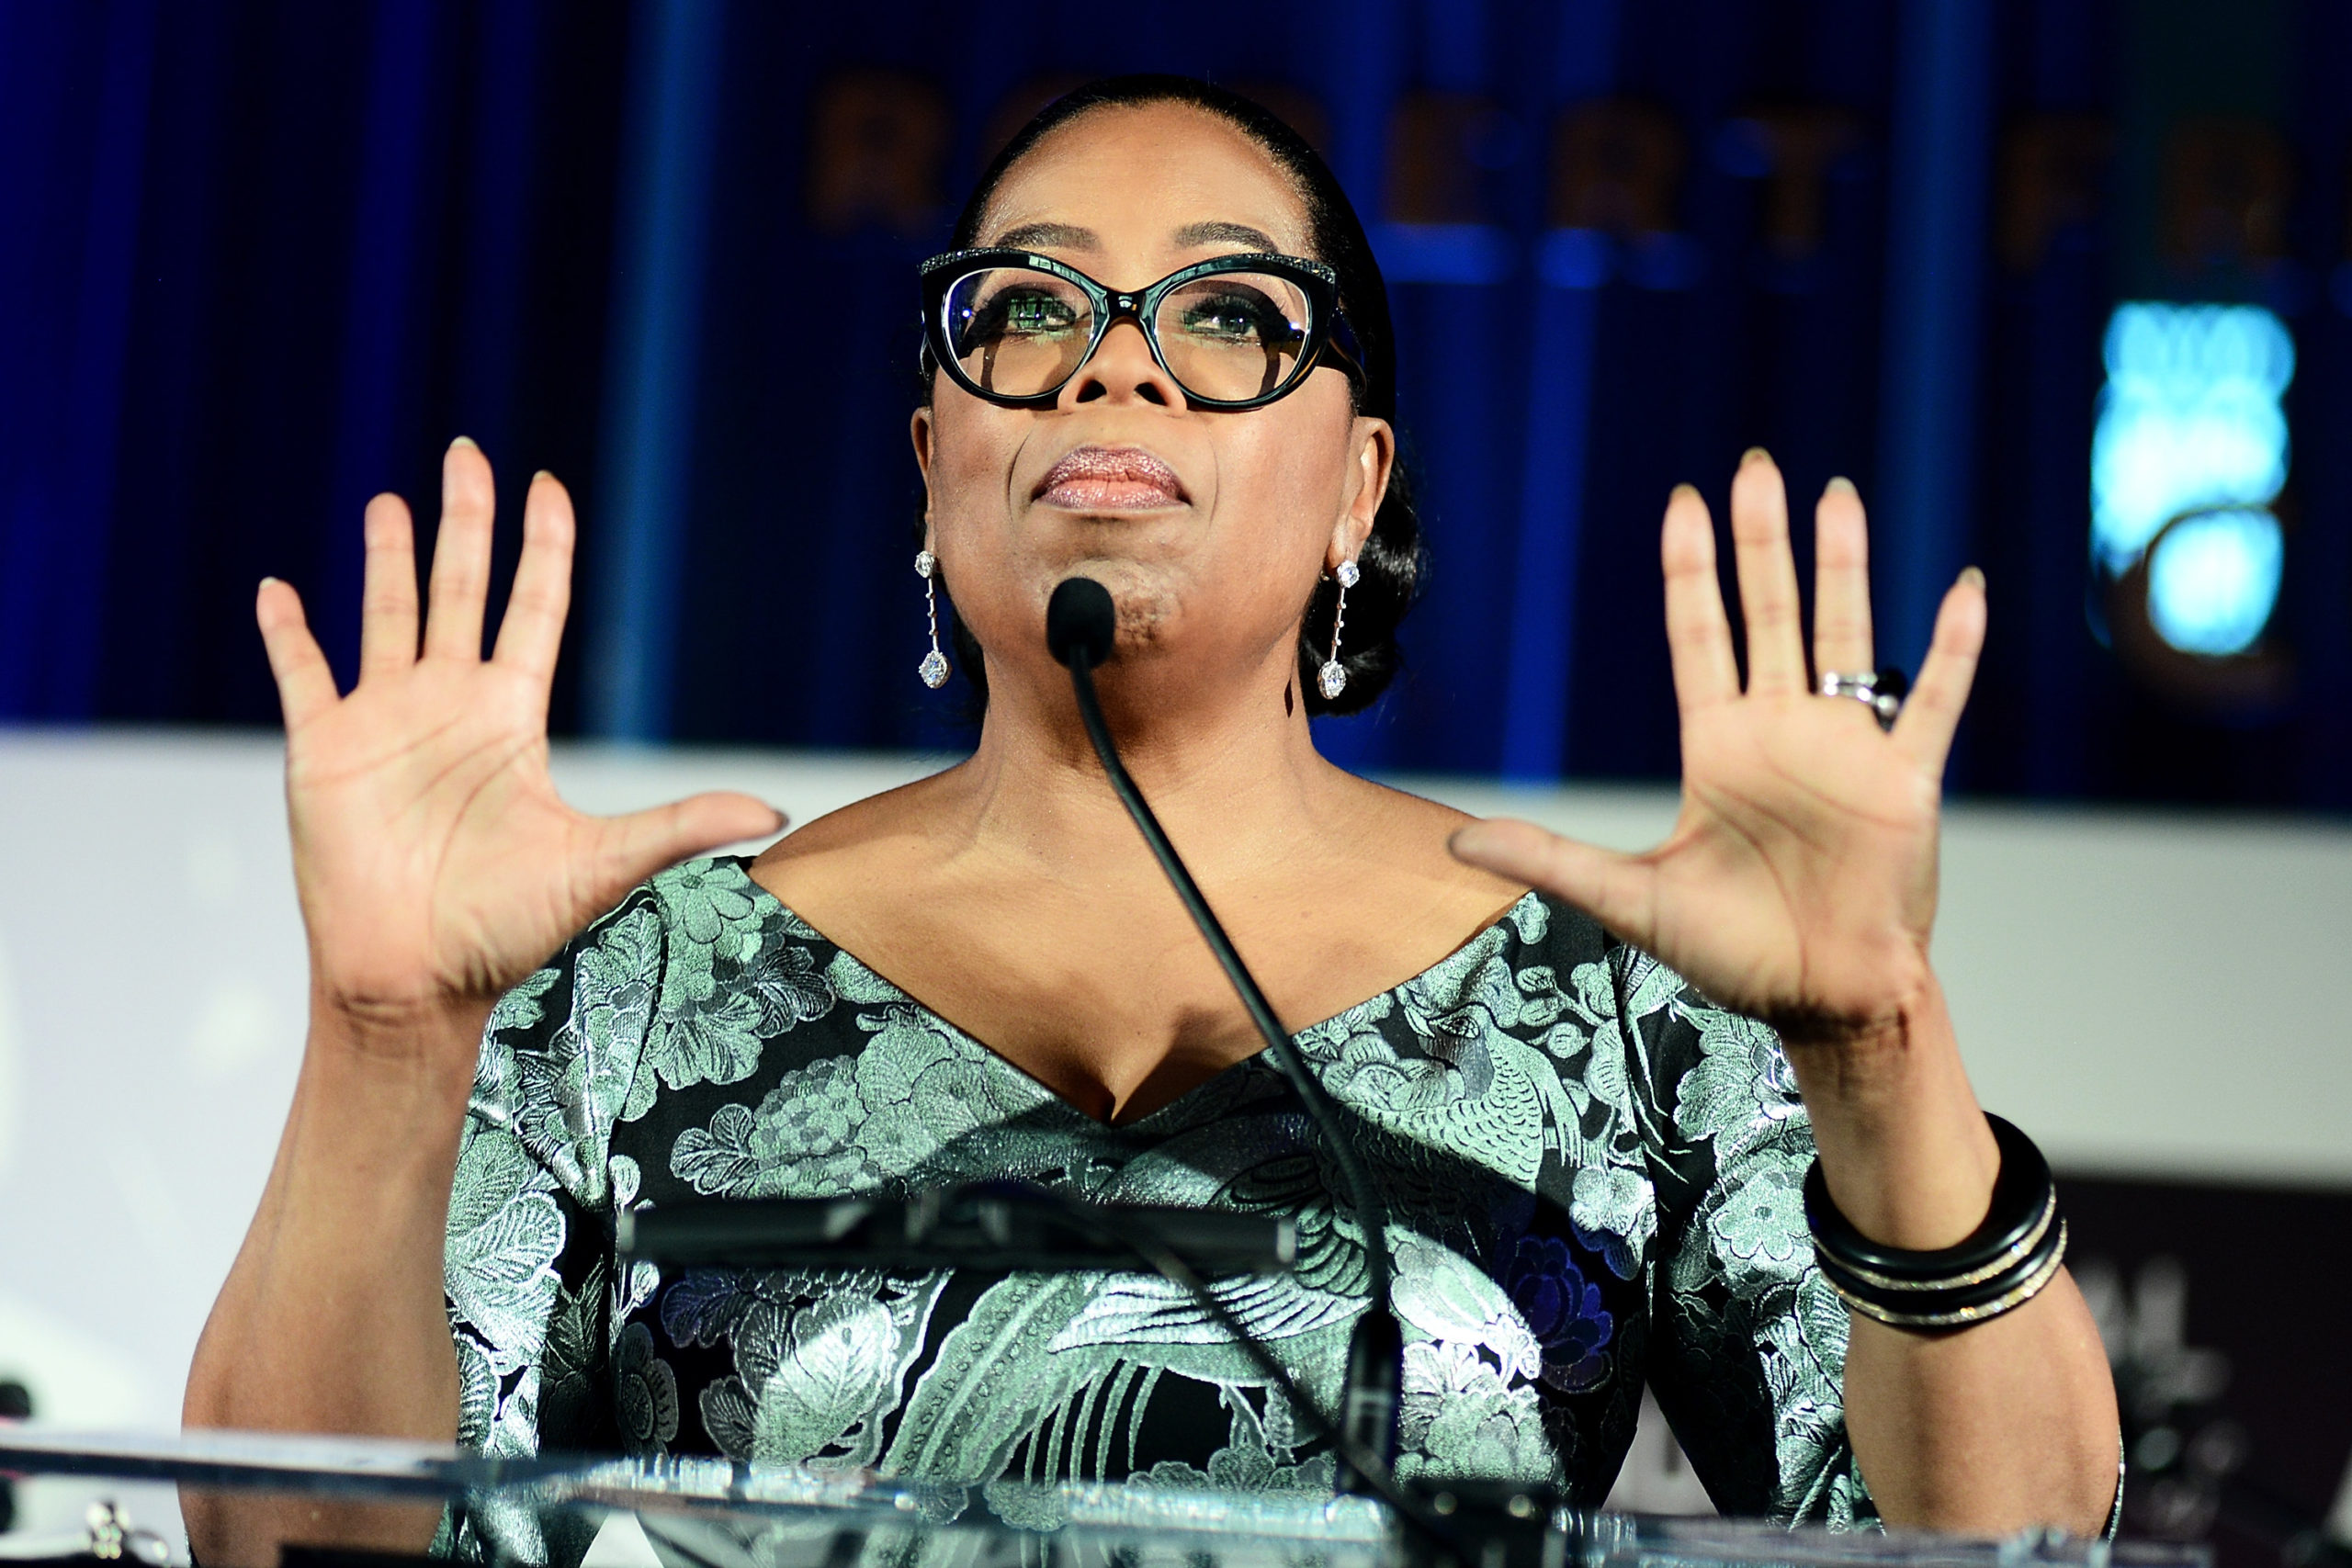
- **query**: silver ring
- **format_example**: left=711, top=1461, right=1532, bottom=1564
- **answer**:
left=1818, top=668, right=1905, bottom=730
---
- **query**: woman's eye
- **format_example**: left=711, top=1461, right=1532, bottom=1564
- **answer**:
left=1179, top=295, right=1274, bottom=343
left=1175, top=287, right=1308, bottom=351
left=992, top=291, right=1080, bottom=337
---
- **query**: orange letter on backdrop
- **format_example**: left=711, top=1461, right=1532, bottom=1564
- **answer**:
left=1997, top=113, right=2112, bottom=273
left=2162, top=117, right=2292, bottom=267
left=1733, top=107, right=1860, bottom=258
left=1385, top=92, right=1505, bottom=224
left=807, top=71, right=950, bottom=236
left=1549, top=99, right=1685, bottom=236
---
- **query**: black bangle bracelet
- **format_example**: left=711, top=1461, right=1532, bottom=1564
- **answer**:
left=1813, top=1217, right=2067, bottom=1325
left=1804, top=1114, right=2068, bottom=1331
left=1804, top=1114, right=2052, bottom=1280
left=1815, top=1220, right=2068, bottom=1330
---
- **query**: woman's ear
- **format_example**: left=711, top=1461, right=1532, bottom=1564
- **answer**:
left=1330, top=415, right=1394, bottom=568
left=910, top=407, right=937, bottom=545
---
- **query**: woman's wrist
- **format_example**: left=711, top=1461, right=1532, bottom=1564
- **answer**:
left=310, top=976, right=492, bottom=1066
left=302, top=987, right=489, bottom=1133
left=1779, top=971, right=2002, bottom=1251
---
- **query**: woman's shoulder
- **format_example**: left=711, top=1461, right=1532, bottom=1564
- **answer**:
left=496, top=851, right=836, bottom=1047
left=741, top=768, right=960, bottom=914
left=1324, top=772, right=1527, bottom=903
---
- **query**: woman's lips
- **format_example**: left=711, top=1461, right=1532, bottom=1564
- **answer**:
left=1035, top=446, right=1188, bottom=511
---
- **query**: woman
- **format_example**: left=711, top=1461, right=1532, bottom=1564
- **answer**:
left=185, top=75, right=2119, bottom=1560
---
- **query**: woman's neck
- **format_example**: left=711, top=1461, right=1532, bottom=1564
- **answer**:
left=933, top=651, right=1348, bottom=890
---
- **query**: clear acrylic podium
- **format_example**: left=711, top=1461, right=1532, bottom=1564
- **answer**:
left=0, top=1427, right=2201, bottom=1568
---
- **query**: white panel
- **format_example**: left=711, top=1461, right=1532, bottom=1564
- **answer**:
left=0, top=731, right=2345, bottom=1446
left=1406, top=775, right=2352, bottom=1186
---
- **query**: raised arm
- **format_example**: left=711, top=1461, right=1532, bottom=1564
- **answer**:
left=1451, top=452, right=2118, bottom=1533
left=182, top=440, right=779, bottom=1562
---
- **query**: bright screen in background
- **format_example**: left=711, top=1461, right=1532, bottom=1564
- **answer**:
left=2090, top=302, right=2293, bottom=656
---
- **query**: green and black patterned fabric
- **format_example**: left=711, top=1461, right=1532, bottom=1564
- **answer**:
left=445, top=855, right=1873, bottom=1554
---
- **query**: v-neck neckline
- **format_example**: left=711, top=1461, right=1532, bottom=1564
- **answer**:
left=719, top=857, right=1540, bottom=1132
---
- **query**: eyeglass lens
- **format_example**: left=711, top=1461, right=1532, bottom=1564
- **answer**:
left=943, top=266, right=1315, bottom=403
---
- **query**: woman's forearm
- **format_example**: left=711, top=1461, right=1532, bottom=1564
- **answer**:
left=1842, top=1271, right=2118, bottom=1533
left=1784, top=975, right=2121, bottom=1535
left=181, top=996, right=486, bottom=1563
left=187, top=993, right=482, bottom=1432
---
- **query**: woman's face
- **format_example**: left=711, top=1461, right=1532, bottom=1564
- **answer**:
left=912, top=102, right=1393, bottom=711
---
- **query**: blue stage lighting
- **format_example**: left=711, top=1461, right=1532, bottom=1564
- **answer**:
left=2145, top=508, right=2284, bottom=657
left=2090, top=302, right=2292, bottom=655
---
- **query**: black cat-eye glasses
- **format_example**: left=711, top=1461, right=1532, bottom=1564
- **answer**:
left=920, top=248, right=1364, bottom=412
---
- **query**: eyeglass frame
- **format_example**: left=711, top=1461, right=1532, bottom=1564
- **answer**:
left=918, top=247, right=1367, bottom=412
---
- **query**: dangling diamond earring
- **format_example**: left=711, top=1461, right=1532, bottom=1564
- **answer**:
left=1317, top=558, right=1360, bottom=701
left=914, top=549, right=950, bottom=689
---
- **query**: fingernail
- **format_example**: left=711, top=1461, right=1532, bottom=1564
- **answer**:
left=1741, top=446, right=1771, bottom=467
left=450, top=434, right=479, bottom=451
left=1960, top=565, right=1985, bottom=591
left=258, top=576, right=281, bottom=590
left=1669, top=482, right=1702, bottom=502
left=532, top=469, right=554, bottom=482
left=1826, top=476, right=1857, bottom=497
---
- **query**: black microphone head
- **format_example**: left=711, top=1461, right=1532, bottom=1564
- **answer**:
left=1046, top=577, right=1117, bottom=670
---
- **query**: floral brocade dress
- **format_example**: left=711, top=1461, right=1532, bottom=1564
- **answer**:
left=446, top=857, right=1874, bottom=1557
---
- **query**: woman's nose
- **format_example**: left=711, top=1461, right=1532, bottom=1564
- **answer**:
left=1061, top=318, right=1183, bottom=410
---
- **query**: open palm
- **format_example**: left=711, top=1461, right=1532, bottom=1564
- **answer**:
left=1454, top=453, right=1984, bottom=1038
left=259, top=441, right=781, bottom=1039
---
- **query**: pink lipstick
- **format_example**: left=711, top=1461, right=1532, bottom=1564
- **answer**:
left=1035, top=446, right=1188, bottom=511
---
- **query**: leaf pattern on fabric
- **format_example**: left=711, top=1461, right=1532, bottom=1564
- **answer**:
left=538, top=1261, right=604, bottom=1448
left=1678, top=1006, right=1802, bottom=1160
left=454, top=1331, right=499, bottom=1450
left=753, top=1296, right=899, bottom=1462
left=445, top=862, right=1887, bottom=1568
left=446, top=1128, right=564, bottom=1377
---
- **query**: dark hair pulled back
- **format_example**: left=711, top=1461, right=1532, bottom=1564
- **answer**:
left=922, top=73, right=1423, bottom=716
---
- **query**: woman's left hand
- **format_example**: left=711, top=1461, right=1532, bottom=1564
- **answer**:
left=1451, top=450, right=1983, bottom=1044
left=1461, top=454, right=2119, bottom=1537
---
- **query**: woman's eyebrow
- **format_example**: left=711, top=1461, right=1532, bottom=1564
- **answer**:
left=983, top=218, right=1287, bottom=254
left=1172, top=220, right=1283, bottom=251
left=989, top=220, right=1097, bottom=250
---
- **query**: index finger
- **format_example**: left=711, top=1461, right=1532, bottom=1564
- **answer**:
left=1892, top=568, right=1986, bottom=774
left=256, top=578, right=338, bottom=729
left=491, top=471, right=576, bottom=681
left=1811, top=477, right=1874, bottom=678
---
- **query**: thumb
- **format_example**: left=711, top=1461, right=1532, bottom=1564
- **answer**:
left=587, top=792, right=787, bottom=904
left=1450, top=818, right=1659, bottom=949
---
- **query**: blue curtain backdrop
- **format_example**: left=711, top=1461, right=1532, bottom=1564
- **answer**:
left=3, top=0, right=2348, bottom=808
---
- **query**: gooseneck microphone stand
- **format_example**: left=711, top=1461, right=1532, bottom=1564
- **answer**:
left=1044, top=577, right=1408, bottom=1499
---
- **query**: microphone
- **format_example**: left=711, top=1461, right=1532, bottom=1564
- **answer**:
left=619, top=1184, right=1297, bottom=1276
left=1045, top=576, right=1404, bottom=1494
left=1045, top=574, right=1117, bottom=671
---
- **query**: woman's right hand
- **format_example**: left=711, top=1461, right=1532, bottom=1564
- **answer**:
left=258, top=438, right=784, bottom=1051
